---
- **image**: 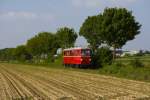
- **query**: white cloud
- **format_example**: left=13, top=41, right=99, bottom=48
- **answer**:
left=0, top=11, right=55, bottom=21
left=71, top=0, right=102, bottom=8
left=109, top=0, right=138, bottom=6
left=0, top=11, right=37, bottom=19
left=71, top=0, right=138, bottom=8
left=110, top=0, right=137, bottom=3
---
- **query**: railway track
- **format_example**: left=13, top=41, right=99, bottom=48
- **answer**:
left=0, top=63, right=150, bottom=100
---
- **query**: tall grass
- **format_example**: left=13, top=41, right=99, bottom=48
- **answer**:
left=99, top=61, right=150, bottom=82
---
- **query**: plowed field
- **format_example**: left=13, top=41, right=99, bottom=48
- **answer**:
left=0, top=63, right=150, bottom=100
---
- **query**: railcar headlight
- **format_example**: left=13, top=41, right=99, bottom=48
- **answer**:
left=89, top=58, right=91, bottom=61
left=80, top=59, right=83, bottom=61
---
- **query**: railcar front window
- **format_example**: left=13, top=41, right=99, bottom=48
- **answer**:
left=86, top=50, right=90, bottom=56
left=81, top=50, right=91, bottom=56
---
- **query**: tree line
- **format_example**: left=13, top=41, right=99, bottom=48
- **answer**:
left=0, top=27, right=77, bottom=63
left=0, top=7, right=141, bottom=65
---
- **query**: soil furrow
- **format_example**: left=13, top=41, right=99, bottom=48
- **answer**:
left=12, top=66, right=149, bottom=99
left=4, top=66, right=97, bottom=99
left=1, top=66, right=56, bottom=99
left=0, top=63, right=150, bottom=100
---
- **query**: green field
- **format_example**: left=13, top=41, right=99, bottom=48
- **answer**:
left=116, top=54, right=150, bottom=66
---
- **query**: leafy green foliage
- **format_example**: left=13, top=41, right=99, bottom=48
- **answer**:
left=92, top=47, right=113, bottom=68
left=0, top=27, right=78, bottom=63
left=99, top=64, right=150, bottom=82
left=56, top=27, right=77, bottom=48
left=27, top=32, right=58, bottom=57
left=13, top=45, right=32, bottom=61
left=0, top=48, right=15, bottom=61
left=80, top=7, right=141, bottom=59
left=79, top=15, right=103, bottom=50
left=130, top=58, right=144, bottom=68
left=102, top=8, right=141, bottom=48
left=117, top=62, right=125, bottom=67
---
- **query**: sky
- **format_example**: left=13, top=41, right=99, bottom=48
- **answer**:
left=0, top=0, right=150, bottom=50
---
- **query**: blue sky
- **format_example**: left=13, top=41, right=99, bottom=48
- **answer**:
left=0, top=0, right=150, bottom=50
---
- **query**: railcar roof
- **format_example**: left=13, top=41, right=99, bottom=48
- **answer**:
left=63, top=47, right=90, bottom=51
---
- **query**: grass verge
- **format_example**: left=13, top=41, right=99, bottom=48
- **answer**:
left=1, top=56, right=150, bottom=82
left=99, top=64, right=150, bottom=82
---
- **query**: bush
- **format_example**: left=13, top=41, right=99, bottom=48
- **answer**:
left=135, top=50, right=144, bottom=56
left=102, top=65, right=121, bottom=74
left=130, top=58, right=144, bottom=68
left=124, top=53, right=131, bottom=57
left=115, top=62, right=126, bottom=67
left=92, top=47, right=113, bottom=68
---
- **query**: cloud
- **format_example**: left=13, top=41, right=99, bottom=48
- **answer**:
left=0, top=11, right=37, bottom=19
left=110, top=0, right=137, bottom=3
left=71, top=0, right=138, bottom=8
left=109, top=0, right=138, bottom=7
left=71, top=0, right=102, bottom=8
left=0, top=11, right=56, bottom=49
left=0, top=11, right=55, bottom=21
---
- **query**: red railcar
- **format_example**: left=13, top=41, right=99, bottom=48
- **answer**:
left=63, top=47, right=91, bottom=67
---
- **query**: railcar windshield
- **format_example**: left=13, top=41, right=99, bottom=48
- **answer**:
left=81, top=49, right=91, bottom=56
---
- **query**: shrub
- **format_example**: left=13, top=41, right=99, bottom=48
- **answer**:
left=115, top=62, right=126, bottom=67
left=135, top=50, right=144, bottom=56
left=130, top=58, right=144, bottom=68
left=92, top=47, right=113, bottom=68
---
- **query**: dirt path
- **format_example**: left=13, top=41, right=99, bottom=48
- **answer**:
left=0, top=63, right=150, bottom=100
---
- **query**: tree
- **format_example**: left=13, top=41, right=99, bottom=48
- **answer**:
left=0, top=48, right=15, bottom=61
left=79, top=15, right=103, bottom=50
left=13, top=45, right=32, bottom=61
left=56, top=27, right=78, bottom=48
left=101, top=8, right=141, bottom=60
left=26, top=32, right=59, bottom=59
left=80, top=7, right=141, bottom=60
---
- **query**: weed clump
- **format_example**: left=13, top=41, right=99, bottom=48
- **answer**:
left=130, top=58, right=144, bottom=68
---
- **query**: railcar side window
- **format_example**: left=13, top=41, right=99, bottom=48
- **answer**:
left=66, top=51, right=70, bottom=56
left=70, top=50, right=73, bottom=56
left=74, top=50, right=80, bottom=56
left=64, top=51, right=66, bottom=56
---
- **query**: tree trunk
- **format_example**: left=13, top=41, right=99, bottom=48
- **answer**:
left=113, top=46, right=116, bottom=61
